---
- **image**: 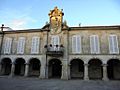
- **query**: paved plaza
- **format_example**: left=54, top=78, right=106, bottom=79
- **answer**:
left=0, top=77, right=120, bottom=90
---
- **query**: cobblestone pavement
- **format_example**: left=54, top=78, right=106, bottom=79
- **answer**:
left=0, top=77, right=120, bottom=90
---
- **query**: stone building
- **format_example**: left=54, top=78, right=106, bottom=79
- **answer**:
left=0, top=7, right=120, bottom=80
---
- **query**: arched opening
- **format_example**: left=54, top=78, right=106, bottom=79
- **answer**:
left=14, top=58, right=25, bottom=76
left=88, top=59, right=103, bottom=80
left=70, top=59, right=84, bottom=79
left=48, top=59, right=62, bottom=78
left=1, top=58, right=12, bottom=75
left=29, top=58, right=41, bottom=77
left=107, top=59, right=120, bottom=80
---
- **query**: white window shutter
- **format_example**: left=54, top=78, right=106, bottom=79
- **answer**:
left=31, top=36, right=40, bottom=54
left=35, top=37, right=40, bottom=53
left=72, top=35, right=81, bottom=53
left=72, top=36, right=76, bottom=53
left=109, top=36, right=113, bottom=53
left=109, top=35, right=119, bottom=54
left=8, top=38, right=12, bottom=54
left=17, top=37, right=25, bottom=54
left=51, top=36, right=60, bottom=51
left=31, top=37, right=35, bottom=53
left=76, top=36, right=81, bottom=53
left=113, top=35, right=119, bottom=53
left=90, top=36, right=95, bottom=53
left=51, top=36, right=60, bottom=45
left=94, top=35, right=100, bottom=53
left=90, top=35, right=100, bottom=54
left=4, top=38, right=12, bottom=54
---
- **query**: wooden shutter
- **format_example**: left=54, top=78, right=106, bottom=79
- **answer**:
left=109, top=35, right=119, bottom=54
left=90, top=35, right=100, bottom=54
left=17, top=37, right=25, bottom=54
left=4, top=38, right=12, bottom=54
left=94, top=35, right=100, bottom=53
left=51, top=35, right=60, bottom=50
left=31, top=36, right=40, bottom=54
left=72, top=35, right=81, bottom=53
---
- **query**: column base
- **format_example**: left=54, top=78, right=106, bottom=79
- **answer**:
left=24, top=74, right=28, bottom=77
left=84, top=77, right=89, bottom=80
left=39, top=76, right=46, bottom=79
left=61, top=76, right=69, bottom=80
left=9, top=74, right=14, bottom=78
left=102, top=77, right=109, bottom=81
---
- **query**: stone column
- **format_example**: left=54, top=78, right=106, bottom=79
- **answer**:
left=9, top=62, right=15, bottom=77
left=68, top=64, right=71, bottom=79
left=39, top=64, right=46, bottom=79
left=84, top=64, right=89, bottom=80
left=61, top=60, right=69, bottom=80
left=24, top=63, right=29, bottom=77
left=102, top=64, right=109, bottom=81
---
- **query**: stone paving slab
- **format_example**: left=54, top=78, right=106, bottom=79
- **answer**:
left=0, top=77, right=120, bottom=90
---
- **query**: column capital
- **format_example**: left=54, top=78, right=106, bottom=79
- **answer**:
left=11, top=62, right=16, bottom=65
left=102, top=64, right=108, bottom=66
left=84, top=64, right=89, bottom=66
left=24, top=63, right=29, bottom=65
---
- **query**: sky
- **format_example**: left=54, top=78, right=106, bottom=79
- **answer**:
left=0, top=0, right=120, bottom=30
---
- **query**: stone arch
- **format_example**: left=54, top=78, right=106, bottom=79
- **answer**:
left=70, top=59, right=84, bottom=79
left=1, top=58, right=12, bottom=75
left=107, top=59, right=120, bottom=80
left=48, top=58, right=62, bottom=78
left=88, top=58, right=103, bottom=80
left=29, top=58, right=41, bottom=76
left=14, top=58, right=25, bottom=76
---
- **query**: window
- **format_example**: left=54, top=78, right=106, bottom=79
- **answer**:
left=51, top=35, right=60, bottom=50
left=109, top=35, right=119, bottom=54
left=17, top=37, right=25, bottom=54
left=31, top=36, right=40, bottom=54
left=72, top=35, right=81, bottom=53
left=90, top=35, right=100, bottom=54
left=4, top=38, right=12, bottom=54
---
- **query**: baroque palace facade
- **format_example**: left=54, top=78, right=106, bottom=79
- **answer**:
left=0, top=7, right=120, bottom=80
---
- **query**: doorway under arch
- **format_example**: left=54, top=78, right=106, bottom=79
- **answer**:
left=1, top=58, right=12, bottom=75
left=70, top=59, right=84, bottom=79
left=29, top=58, right=41, bottom=77
left=48, top=59, right=62, bottom=78
left=14, top=58, right=25, bottom=76
left=107, top=59, right=120, bottom=80
left=88, top=59, right=103, bottom=80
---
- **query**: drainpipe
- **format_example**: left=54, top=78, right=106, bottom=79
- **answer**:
left=0, top=24, right=4, bottom=58
left=45, top=29, right=49, bottom=78
left=0, top=24, right=4, bottom=74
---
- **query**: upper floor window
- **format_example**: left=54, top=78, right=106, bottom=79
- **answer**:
left=31, top=36, right=40, bottom=54
left=90, top=35, right=100, bottom=54
left=51, top=35, right=60, bottom=51
left=109, top=35, right=119, bottom=54
left=72, top=35, right=82, bottom=53
left=17, top=37, right=25, bottom=54
left=51, top=35, right=60, bottom=45
left=4, top=37, right=12, bottom=54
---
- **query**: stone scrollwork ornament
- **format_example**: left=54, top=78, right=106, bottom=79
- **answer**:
left=49, top=7, right=64, bottom=34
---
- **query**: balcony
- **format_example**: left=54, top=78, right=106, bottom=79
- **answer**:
left=44, top=44, right=64, bottom=57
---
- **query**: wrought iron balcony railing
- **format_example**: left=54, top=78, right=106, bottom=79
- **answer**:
left=44, top=44, right=64, bottom=57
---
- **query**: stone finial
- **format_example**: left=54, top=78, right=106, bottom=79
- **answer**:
left=64, top=20, right=67, bottom=25
left=45, top=21, right=48, bottom=25
left=79, top=23, right=81, bottom=27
